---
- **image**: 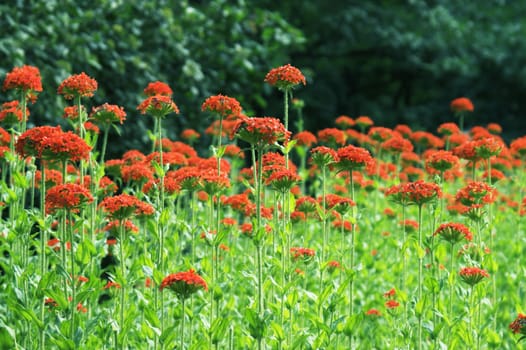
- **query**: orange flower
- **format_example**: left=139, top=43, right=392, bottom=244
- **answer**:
left=201, top=94, right=242, bottom=118
left=143, top=81, right=173, bottom=97
left=160, top=269, right=208, bottom=299
left=58, top=72, right=98, bottom=99
left=509, top=313, right=526, bottom=335
left=450, top=97, right=474, bottom=112
left=137, top=95, right=180, bottom=117
left=434, top=222, right=473, bottom=245
left=45, top=184, right=94, bottom=214
left=264, top=64, right=306, bottom=90
left=459, top=266, right=489, bottom=286
left=90, top=103, right=127, bottom=125
left=3, top=65, right=43, bottom=99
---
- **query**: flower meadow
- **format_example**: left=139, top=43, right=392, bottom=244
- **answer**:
left=1, top=64, right=526, bottom=350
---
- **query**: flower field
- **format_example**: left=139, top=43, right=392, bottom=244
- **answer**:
left=1, top=64, right=526, bottom=349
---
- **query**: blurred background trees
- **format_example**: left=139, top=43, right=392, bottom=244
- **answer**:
left=1, top=0, right=525, bottom=157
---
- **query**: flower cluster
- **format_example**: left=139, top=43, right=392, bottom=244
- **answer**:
left=386, top=180, right=442, bottom=207
left=459, top=266, right=489, bottom=286
left=264, top=64, right=306, bottom=90
left=99, top=194, right=154, bottom=220
left=46, top=184, right=94, bottom=214
left=233, top=116, right=290, bottom=146
left=3, top=65, right=43, bottom=98
left=434, top=222, right=473, bottom=245
left=336, top=145, right=373, bottom=170
left=265, top=168, right=301, bottom=193
left=510, top=313, right=526, bottom=336
left=0, top=100, right=24, bottom=125
left=143, top=81, right=173, bottom=96
left=90, top=103, right=127, bottom=125
left=160, top=269, right=208, bottom=299
left=201, top=94, right=242, bottom=118
left=290, top=247, right=315, bottom=263
left=450, top=97, right=474, bottom=113
left=455, top=181, right=496, bottom=207
left=137, top=95, right=180, bottom=118
left=57, top=72, right=98, bottom=99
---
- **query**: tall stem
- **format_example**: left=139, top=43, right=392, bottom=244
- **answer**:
left=119, top=219, right=126, bottom=349
left=39, top=163, right=46, bottom=350
left=68, top=211, right=76, bottom=341
left=100, top=125, right=110, bottom=164
left=180, top=298, right=186, bottom=350
left=417, top=204, right=424, bottom=350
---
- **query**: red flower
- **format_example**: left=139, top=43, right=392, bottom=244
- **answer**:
left=199, top=170, right=231, bottom=195
left=121, top=163, right=154, bottom=184
left=509, top=313, right=526, bottom=335
left=103, top=219, right=139, bottom=238
left=510, top=136, right=526, bottom=158
left=180, top=129, right=200, bottom=143
left=434, top=222, right=473, bottom=245
left=455, top=181, right=496, bottom=207
left=459, top=266, right=489, bottom=286
left=62, top=105, right=85, bottom=120
left=233, top=116, right=290, bottom=145
left=385, top=300, right=400, bottom=309
left=0, top=100, right=24, bottom=125
left=295, top=196, right=318, bottom=213
left=3, top=65, right=43, bottom=97
left=381, top=136, right=414, bottom=154
left=437, top=122, right=461, bottom=136
left=310, top=146, right=339, bottom=169
left=450, top=97, right=474, bottom=113
left=355, top=116, right=374, bottom=129
left=169, top=166, right=202, bottom=191
left=290, top=247, right=316, bottom=263
left=366, top=308, right=382, bottom=316
left=46, top=184, right=94, bottom=214
left=473, top=137, right=502, bottom=159
left=411, top=131, right=444, bottom=150
left=317, top=128, right=347, bottom=147
left=334, top=115, right=355, bottom=129
left=160, top=269, right=208, bottom=299
left=223, top=144, right=244, bottom=159
left=90, top=103, right=127, bottom=125
left=99, top=194, right=154, bottom=220
left=326, top=260, right=341, bottom=273
left=336, top=145, right=374, bottom=170
left=293, top=131, right=317, bottom=148
left=383, top=288, right=396, bottom=299
left=143, top=81, right=173, bottom=97
left=137, top=95, right=180, bottom=117
left=58, top=72, right=98, bottom=99
left=15, top=126, right=62, bottom=158
left=40, top=130, right=92, bottom=162
left=394, top=124, right=412, bottom=138
left=386, top=180, right=442, bottom=207
left=487, top=123, right=502, bottom=135
left=324, top=193, right=355, bottom=215
left=201, top=94, right=242, bottom=118
left=264, top=64, right=306, bottom=90
left=265, top=168, right=301, bottom=193
left=425, top=150, right=460, bottom=173
left=368, top=126, right=393, bottom=143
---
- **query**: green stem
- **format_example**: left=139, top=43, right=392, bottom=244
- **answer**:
left=319, top=165, right=327, bottom=299
left=39, top=163, right=46, bottom=350
left=180, top=297, right=186, bottom=350
left=68, top=210, right=76, bottom=341
left=417, top=204, right=423, bottom=350
left=100, top=125, right=110, bottom=164
left=119, top=219, right=126, bottom=349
